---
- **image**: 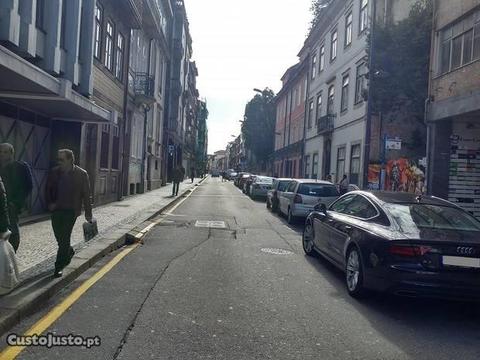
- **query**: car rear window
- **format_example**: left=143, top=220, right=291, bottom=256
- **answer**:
left=277, top=181, right=290, bottom=192
left=385, top=203, right=480, bottom=232
left=256, top=177, right=273, bottom=184
left=297, top=184, right=340, bottom=197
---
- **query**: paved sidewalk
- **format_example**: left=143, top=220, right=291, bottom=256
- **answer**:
left=16, top=178, right=202, bottom=280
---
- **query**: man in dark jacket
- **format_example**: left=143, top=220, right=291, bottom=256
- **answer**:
left=172, top=165, right=184, bottom=196
left=46, top=149, right=93, bottom=278
left=0, top=143, right=33, bottom=252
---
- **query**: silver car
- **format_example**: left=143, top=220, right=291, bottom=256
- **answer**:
left=249, top=176, right=274, bottom=198
left=278, top=179, right=340, bottom=224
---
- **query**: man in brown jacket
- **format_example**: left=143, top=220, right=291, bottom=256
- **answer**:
left=45, top=149, right=93, bottom=278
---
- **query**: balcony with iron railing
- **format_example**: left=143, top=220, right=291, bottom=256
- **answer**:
left=134, top=72, right=155, bottom=105
left=317, top=114, right=335, bottom=135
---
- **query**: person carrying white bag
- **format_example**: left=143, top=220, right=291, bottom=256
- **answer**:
left=0, top=175, right=19, bottom=295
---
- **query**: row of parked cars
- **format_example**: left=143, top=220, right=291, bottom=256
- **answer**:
left=225, top=172, right=480, bottom=302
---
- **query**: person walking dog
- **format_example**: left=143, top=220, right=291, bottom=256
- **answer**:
left=45, top=149, right=93, bottom=278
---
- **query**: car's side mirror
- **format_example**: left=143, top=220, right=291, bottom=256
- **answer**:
left=314, top=203, right=327, bottom=214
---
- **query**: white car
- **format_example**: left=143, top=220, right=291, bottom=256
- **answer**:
left=278, top=179, right=340, bottom=223
left=249, top=176, right=274, bottom=198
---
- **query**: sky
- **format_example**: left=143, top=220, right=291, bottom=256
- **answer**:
left=183, top=0, right=313, bottom=154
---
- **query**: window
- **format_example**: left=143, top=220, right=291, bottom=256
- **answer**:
left=330, top=29, right=338, bottom=61
left=360, top=0, right=369, bottom=34
left=345, top=12, right=353, bottom=47
left=355, top=63, right=366, bottom=104
left=287, top=182, right=297, bottom=192
left=312, top=154, right=319, bottom=179
left=349, top=144, right=361, bottom=185
left=308, top=100, right=314, bottom=128
left=327, top=85, right=335, bottom=115
left=36, top=0, right=46, bottom=31
left=330, top=194, right=356, bottom=213
left=440, top=12, right=480, bottom=74
left=100, top=125, right=110, bottom=169
left=278, top=180, right=291, bottom=192
left=345, top=196, right=378, bottom=219
left=298, top=184, right=339, bottom=197
left=312, top=53, right=317, bottom=79
left=60, top=1, right=67, bottom=48
left=104, top=21, right=114, bottom=71
left=341, top=75, right=350, bottom=112
left=316, top=93, right=322, bottom=125
left=304, top=155, right=311, bottom=178
left=94, top=4, right=103, bottom=59
left=336, top=146, right=346, bottom=180
left=319, top=45, right=325, bottom=72
left=115, top=33, right=125, bottom=80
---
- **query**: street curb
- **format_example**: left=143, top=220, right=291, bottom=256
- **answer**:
left=0, top=176, right=208, bottom=337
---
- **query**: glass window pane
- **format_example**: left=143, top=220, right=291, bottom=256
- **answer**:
left=463, top=29, right=473, bottom=64
left=474, top=24, right=480, bottom=59
left=441, top=40, right=451, bottom=73
left=451, top=36, right=462, bottom=69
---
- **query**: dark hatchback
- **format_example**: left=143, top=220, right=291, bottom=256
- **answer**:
left=302, top=191, right=480, bottom=301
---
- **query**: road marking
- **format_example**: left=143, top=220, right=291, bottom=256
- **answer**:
left=0, top=179, right=203, bottom=359
left=194, top=220, right=226, bottom=228
left=0, top=244, right=139, bottom=360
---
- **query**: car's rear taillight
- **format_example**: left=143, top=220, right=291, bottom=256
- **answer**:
left=294, top=194, right=303, bottom=204
left=389, top=245, right=432, bottom=257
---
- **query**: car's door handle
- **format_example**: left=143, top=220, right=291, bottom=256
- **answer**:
left=344, top=225, right=352, bottom=232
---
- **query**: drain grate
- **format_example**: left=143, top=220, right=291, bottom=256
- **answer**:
left=261, top=248, right=294, bottom=255
left=194, top=220, right=226, bottom=229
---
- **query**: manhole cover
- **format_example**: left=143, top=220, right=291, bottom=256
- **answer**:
left=195, top=220, right=226, bottom=229
left=261, top=248, right=294, bottom=255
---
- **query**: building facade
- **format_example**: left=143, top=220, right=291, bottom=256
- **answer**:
left=274, top=61, right=307, bottom=179
left=427, top=0, right=480, bottom=218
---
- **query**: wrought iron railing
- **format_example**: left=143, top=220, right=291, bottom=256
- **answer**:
left=317, top=114, right=335, bottom=135
left=134, top=72, right=155, bottom=100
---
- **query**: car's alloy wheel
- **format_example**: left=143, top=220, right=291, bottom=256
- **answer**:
left=302, top=222, right=315, bottom=256
left=345, top=247, right=367, bottom=298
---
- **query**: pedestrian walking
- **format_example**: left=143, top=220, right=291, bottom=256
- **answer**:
left=326, top=174, right=333, bottom=183
left=0, top=176, right=10, bottom=237
left=0, top=143, right=33, bottom=252
left=190, top=166, right=195, bottom=183
left=45, top=149, right=93, bottom=278
left=338, top=174, right=349, bottom=195
left=172, top=165, right=183, bottom=196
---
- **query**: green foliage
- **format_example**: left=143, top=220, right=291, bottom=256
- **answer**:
left=241, top=88, right=276, bottom=164
left=370, top=0, right=433, bottom=122
left=309, top=0, right=334, bottom=30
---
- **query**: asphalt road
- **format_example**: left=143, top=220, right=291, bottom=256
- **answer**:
left=3, top=177, right=480, bottom=360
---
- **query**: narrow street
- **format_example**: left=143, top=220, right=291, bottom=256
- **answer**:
left=3, top=177, right=480, bottom=360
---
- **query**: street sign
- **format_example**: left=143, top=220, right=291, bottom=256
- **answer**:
left=385, top=138, right=402, bottom=150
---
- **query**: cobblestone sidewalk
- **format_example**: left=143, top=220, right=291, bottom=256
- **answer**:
left=15, top=178, right=202, bottom=280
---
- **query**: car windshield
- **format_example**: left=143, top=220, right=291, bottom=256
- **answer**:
left=297, top=184, right=340, bottom=197
left=255, top=177, right=273, bottom=184
left=277, top=181, right=291, bottom=191
left=384, top=203, right=480, bottom=232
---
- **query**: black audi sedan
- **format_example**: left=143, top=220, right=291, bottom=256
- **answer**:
left=302, top=191, right=480, bottom=300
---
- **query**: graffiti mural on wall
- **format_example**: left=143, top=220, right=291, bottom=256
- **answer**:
left=385, top=158, right=425, bottom=194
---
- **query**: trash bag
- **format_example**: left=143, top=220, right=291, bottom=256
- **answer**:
left=83, top=218, right=98, bottom=242
left=0, top=230, right=19, bottom=295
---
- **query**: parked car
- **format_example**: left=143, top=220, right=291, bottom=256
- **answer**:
left=211, top=169, right=220, bottom=177
left=267, top=178, right=292, bottom=212
left=278, top=179, right=340, bottom=224
left=243, top=175, right=257, bottom=195
left=249, top=176, right=274, bottom=199
left=227, top=171, right=237, bottom=180
left=237, top=173, right=251, bottom=189
left=302, top=191, right=480, bottom=300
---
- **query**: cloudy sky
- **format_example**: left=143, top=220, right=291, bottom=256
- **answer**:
left=183, top=0, right=313, bottom=154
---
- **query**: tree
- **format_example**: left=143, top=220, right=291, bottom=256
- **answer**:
left=309, top=0, right=334, bottom=30
left=241, top=88, right=276, bottom=170
left=369, top=0, right=433, bottom=123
